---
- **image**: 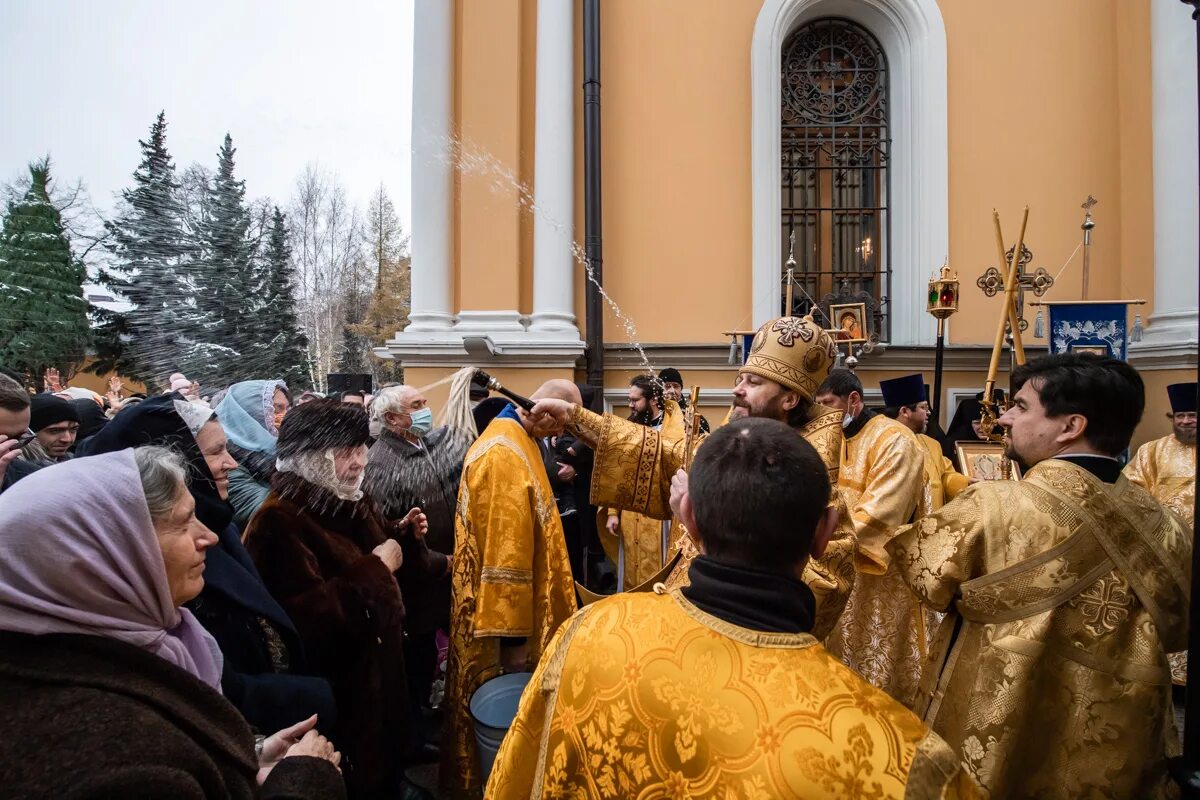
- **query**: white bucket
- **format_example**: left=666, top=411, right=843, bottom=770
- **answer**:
left=470, top=672, right=533, bottom=783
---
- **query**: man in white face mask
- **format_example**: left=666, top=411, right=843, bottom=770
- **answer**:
left=364, top=384, right=472, bottom=729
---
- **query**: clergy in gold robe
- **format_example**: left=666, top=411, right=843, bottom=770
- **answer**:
left=1125, top=381, right=1196, bottom=686
left=888, top=354, right=1191, bottom=799
left=817, top=370, right=929, bottom=709
left=486, top=418, right=979, bottom=800
left=532, top=315, right=857, bottom=640
left=598, top=379, right=685, bottom=589
left=442, top=380, right=581, bottom=799
left=879, top=373, right=968, bottom=512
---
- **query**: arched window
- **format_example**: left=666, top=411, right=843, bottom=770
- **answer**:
left=781, top=18, right=889, bottom=339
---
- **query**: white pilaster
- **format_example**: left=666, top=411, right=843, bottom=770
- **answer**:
left=1134, top=2, right=1199, bottom=360
left=529, top=0, right=580, bottom=336
left=406, top=0, right=455, bottom=332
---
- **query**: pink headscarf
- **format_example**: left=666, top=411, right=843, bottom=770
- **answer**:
left=0, top=451, right=223, bottom=688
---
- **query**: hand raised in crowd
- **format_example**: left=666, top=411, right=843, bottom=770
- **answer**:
left=43, top=367, right=62, bottom=392
left=669, top=469, right=689, bottom=520
left=255, top=714, right=341, bottom=784
left=108, top=376, right=123, bottom=395
left=372, top=539, right=404, bottom=572
left=606, top=514, right=620, bottom=535
left=397, top=506, right=429, bottom=539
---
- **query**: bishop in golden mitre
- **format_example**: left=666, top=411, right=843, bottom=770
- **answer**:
left=888, top=354, right=1191, bottom=799
left=441, top=379, right=581, bottom=799
left=815, top=369, right=929, bottom=709
left=599, top=374, right=684, bottom=589
left=880, top=373, right=968, bottom=512
left=486, top=417, right=980, bottom=799
left=1125, top=380, right=1196, bottom=687
left=529, top=315, right=856, bottom=639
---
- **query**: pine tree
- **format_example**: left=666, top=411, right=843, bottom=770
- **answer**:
left=187, top=133, right=257, bottom=382
left=0, top=158, right=91, bottom=385
left=258, top=207, right=309, bottom=388
left=349, top=184, right=410, bottom=384
left=91, top=112, right=192, bottom=385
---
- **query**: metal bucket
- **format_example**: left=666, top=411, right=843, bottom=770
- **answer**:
left=470, top=672, right=532, bottom=783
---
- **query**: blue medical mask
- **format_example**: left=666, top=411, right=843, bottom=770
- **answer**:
left=407, top=407, right=434, bottom=437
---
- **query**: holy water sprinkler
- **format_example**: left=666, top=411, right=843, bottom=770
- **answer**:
left=471, top=369, right=537, bottom=412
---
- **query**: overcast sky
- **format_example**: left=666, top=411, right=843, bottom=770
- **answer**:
left=0, top=0, right=414, bottom=230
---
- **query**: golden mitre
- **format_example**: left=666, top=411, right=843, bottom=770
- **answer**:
left=740, top=315, right=838, bottom=401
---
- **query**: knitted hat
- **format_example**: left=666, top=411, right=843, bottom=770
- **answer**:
left=658, top=367, right=683, bottom=386
left=30, top=394, right=81, bottom=432
left=276, top=399, right=371, bottom=460
left=741, top=315, right=838, bottom=401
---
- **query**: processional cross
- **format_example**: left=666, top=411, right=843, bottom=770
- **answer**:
left=975, top=243, right=1055, bottom=333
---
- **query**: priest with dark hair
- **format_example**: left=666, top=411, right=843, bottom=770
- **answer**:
left=486, top=418, right=978, bottom=799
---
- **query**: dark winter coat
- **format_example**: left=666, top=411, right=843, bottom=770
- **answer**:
left=78, top=393, right=337, bottom=735
left=243, top=473, right=446, bottom=794
left=0, top=630, right=345, bottom=800
left=363, top=426, right=465, bottom=635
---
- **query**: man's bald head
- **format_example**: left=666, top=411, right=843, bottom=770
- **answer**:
left=531, top=379, right=582, bottom=406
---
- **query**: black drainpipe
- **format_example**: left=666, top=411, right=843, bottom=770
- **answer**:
left=583, top=0, right=604, bottom=392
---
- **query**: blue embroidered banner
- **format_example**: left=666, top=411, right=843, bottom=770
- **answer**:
left=1047, top=302, right=1130, bottom=360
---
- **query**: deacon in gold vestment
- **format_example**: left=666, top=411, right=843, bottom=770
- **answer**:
left=888, top=355, right=1191, bottom=799
left=1124, top=381, right=1196, bottom=685
left=534, top=315, right=857, bottom=639
left=442, top=380, right=581, bottom=799
left=879, top=374, right=968, bottom=513
left=817, top=370, right=929, bottom=709
left=487, top=418, right=979, bottom=799
left=598, top=380, right=685, bottom=589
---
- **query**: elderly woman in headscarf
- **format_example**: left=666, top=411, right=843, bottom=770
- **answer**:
left=244, top=399, right=443, bottom=800
left=0, top=448, right=345, bottom=799
left=216, top=380, right=292, bottom=528
left=78, top=394, right=337, bottom=734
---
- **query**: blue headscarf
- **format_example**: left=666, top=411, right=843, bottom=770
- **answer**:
left=216, top=380, right=287, bottom=455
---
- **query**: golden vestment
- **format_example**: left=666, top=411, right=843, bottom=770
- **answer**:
left=598, top=402, right=686, bottom=589
left=888, top=459, right=1191, bottom=799
left=485, top=588, right=979, bottom=799
left=571, top=404, right=857, bottom=640
left=918, top=433, right=968, bottom=512
left=443, top=418, right=579, bottom=799
left=1125, top=434, right=1195, bottom=685
left=824, top=414, right=929, bottom=710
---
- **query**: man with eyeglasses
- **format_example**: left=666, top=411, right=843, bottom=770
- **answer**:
left=0, top=375, right=36, bottom=493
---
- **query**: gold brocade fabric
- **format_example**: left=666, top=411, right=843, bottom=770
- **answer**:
left=1125, top=434, right=1195, bottom=686
left=485, top=589, right=980, bottom=800
left=442, top=419, right=579, bottom=799
left=572, top=404, right=857, bottom=641
left=918, top=434, right=968, bottom=513
left=824, top=414, right=930, bottom=710
left=888, top=459, right=1192, bottom=799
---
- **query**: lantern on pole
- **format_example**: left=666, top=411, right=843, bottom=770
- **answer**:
left=926, top=260, right=960, bottom=427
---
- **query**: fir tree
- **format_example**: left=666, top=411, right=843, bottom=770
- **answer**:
left=92, top=112, right=192, bottom=385
left=187, top=133, right=257, bottom=381
left=259, top=207, right=309, bottom=388
left=349, top=184, right=410, bottom=384
left=0, top=158, right=91, bottom=385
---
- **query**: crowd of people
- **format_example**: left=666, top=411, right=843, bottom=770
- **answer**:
left=0, top=313, right=1195, bottom=799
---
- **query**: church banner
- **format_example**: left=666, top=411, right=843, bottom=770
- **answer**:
left=1047, top=302, right=1131, bottom=360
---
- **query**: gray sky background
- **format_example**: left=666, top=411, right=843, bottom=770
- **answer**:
left=0, top=0, right=414, bottom=232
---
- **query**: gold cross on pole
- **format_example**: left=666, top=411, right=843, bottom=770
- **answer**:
left=976, top=243, right=1055, bottom=333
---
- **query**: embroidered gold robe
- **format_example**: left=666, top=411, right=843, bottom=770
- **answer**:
left=485, top=588, right=980, bottom=799
left=597, top=401, right=686, bottom=589
left=442, top=417, right=579, bottom=799
left=1125, top=434, right=1195, bottom=685
left=888, top=459, right=1191, bottom=799
left=824, top=414, right=929, bottom=710
left=919, top=433, right=968, bottom=512
left=571, top=404, right=857, bottom=640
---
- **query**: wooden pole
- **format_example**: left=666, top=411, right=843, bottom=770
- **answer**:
left=992, top=212, right=1029, bottom=365
left=984, top=207, right=1029, bottom=402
